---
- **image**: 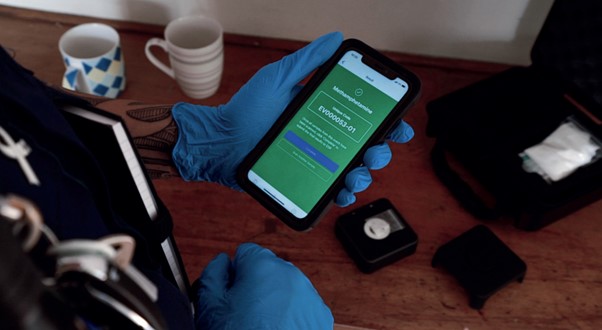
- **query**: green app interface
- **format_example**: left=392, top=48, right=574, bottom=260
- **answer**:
left=248, top=50, right=409, bottom=218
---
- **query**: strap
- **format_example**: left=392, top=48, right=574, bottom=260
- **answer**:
left=430, top=142, right=500, bottom=220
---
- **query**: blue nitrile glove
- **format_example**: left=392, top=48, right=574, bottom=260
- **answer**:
left=335, top=121, right=414, bottom=206
left=171, top=31, right=414, bottom=206
left=194, top=243, right=334, bottom=330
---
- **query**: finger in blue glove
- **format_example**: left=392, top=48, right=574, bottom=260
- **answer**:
left=336, top=166, right=371, bottom=207
left=388, top=120, right=414, bottom=144
left=195, top=243, right=334, bottom=330
left=363, top=143, right=392, bottom=170
left=338, top=120, right=414, bottom=206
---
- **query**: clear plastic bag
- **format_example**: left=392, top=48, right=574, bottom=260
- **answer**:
left=520, top=116, right=601, bottom=183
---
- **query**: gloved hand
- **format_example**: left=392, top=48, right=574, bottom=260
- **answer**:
left=172, top=31, right=414, bottom=206
left=336, top=120, right=413, bottom=206
left=194, top=243, right=334, bottom=330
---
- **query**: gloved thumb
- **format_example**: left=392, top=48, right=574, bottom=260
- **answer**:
left=268, top=31, right=343, bottom=91
left=198, top=253, right=231, bottom=310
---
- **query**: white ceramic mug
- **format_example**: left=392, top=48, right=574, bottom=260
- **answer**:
left=59, top=23, right=126, bottom=98
left=145, top=16, right=223, bottom=99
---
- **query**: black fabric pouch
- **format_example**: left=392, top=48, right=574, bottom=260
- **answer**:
left=426, top=0, right=602, bottom=230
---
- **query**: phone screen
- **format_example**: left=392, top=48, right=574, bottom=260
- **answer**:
left=247, top=49, right=410, bottom=219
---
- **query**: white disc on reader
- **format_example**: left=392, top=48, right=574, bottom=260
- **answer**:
left=364, top=217, right=391, bottom=240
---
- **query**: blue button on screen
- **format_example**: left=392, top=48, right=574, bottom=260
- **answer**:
left=284, top=130, right=339, bottom=173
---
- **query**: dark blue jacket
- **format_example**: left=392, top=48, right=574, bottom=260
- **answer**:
left=0, top=47, right=193, bottom=330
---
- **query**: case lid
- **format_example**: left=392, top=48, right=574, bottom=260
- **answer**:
left=530, top=0, right=602, bottom=119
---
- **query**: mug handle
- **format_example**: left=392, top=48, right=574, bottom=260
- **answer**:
left=62, top=67, right=92, bottom=94
left=145, top=38, right=176, bottom=79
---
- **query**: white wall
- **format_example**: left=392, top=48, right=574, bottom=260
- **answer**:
left=0, top=0, right=554, bottom=65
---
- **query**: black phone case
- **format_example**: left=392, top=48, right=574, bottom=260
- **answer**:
left=237, top=39, right=421, bottom=231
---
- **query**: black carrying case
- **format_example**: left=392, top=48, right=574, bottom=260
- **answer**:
left=426, top=0, right=602, bottom=230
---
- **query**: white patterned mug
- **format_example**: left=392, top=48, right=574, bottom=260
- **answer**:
left=145, top=16, right=223, bottom=99
left=59, top=23, right=126, bottom=98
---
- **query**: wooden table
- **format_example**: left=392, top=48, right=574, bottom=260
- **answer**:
left=2, top=6, right=600, bottom=330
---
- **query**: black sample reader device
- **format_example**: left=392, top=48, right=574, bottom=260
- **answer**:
left=237, top=39, right=421, bottom=231
left=335, top=198, right=418, bottom=273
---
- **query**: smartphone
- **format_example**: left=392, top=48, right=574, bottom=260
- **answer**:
left=237, top=39, right=421, bottom=231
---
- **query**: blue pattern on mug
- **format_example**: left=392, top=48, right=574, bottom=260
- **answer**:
left=62, top=46, right=125, bottom=98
